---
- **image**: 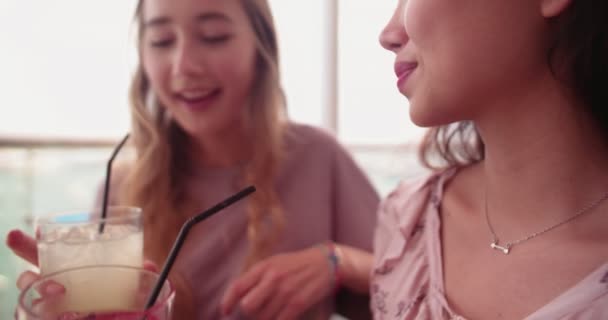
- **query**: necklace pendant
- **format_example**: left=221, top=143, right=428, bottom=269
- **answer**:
left=490, top=242, right=510, bottom=255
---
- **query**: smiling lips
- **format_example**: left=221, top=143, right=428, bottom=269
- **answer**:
left=394, top=62, right=418, bottom=88
left=174, top=88, right=222, bottom=111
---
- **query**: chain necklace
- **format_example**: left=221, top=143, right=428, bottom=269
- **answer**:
left=485, top=190, right=608, bottom=255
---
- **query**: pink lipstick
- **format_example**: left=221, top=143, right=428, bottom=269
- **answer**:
left=394, top=62, right=418, bottom=87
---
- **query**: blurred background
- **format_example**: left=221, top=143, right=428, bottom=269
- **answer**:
left=0, top=0, right=426, bottom=317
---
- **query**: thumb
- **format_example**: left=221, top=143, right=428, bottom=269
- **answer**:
left=6, top=230, right=38, bottom=266
left=143, top=260, right=159, bottom=273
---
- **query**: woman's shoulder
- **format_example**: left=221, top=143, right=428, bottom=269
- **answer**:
left=374, top=168, right=457, bottom=251
left=380, top=168, right=456, bottom=218
left=281, top=122, right=375, bottom=179
left=283, top=122, right=344, bottom=155
left=373, top=166, right=469, bottom=272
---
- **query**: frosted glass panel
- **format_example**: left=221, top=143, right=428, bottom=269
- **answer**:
left=0, top=0, right=138, bottom=139
left=338, top=0, right=425, bottom=145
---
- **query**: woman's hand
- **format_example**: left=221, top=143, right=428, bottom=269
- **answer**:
left=221, top=245, right=336, bottom=320
left=6, top=229, right=40, bottom=291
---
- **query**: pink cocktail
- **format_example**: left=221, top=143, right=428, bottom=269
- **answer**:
left=17, top=266, right=174, bottom=320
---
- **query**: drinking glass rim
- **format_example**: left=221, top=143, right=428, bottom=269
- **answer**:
left=35, top=206, right=142, bottom=227
left=18, top=264, right=175, bottom=318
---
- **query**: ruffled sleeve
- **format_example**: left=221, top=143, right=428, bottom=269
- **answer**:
left=373, top=173, right=439, bottom=274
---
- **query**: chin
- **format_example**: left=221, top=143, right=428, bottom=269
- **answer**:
left=409, top=102, right=438, bottom=128
left=172, top=120, right=208, bottom=137
left=408, top=100, right=460, bottom=128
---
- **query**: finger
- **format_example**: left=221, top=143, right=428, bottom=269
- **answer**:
left=31, top=281, right=66, bottom=310
left=16, top=271, right=40, bottom=291
left=257, top=274, right=302, bottom=320
left=276, top=291, right=313, bottom=320
left=238, top=271, right=280, bottom=317
left=18, top=273, right=65, bottom=298
left=143, top=260, right=159, bottom=273
left=37, top=280, right=66, bottom=297
left=221, top=261, right=268, bottom=315
left=276, top=268, right=326, bottom=320
left=276, top=290, right=311, bottom=320
left=257, top=295, right=288, bottom=320
left=135, top=261, right=162, bottom=305
left=6, top=230, right=38, bottom=266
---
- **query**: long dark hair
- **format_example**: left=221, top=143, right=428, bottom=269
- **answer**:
left=420, top=0, right=608, bottom=170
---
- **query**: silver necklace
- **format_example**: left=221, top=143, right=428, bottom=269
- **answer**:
left=485, top=190, right=608, bottom=255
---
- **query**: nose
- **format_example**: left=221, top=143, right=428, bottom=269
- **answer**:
left=173, top=39, right=205, bottom=77
left=379, top=1, right=409, bottom=53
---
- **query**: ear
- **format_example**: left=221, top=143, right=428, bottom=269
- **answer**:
left=540, top=0, right=573, bottom=18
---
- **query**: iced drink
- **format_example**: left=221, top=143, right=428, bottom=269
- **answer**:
left=35, top=207, right=144, bottom=312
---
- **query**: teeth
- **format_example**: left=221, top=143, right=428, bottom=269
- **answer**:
left=181, top=90, right=214, bottom=100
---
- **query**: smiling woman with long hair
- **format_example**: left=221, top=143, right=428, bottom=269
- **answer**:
left=373, top=0, right=608, bottom=318
left=7, top=0, right=379, bottom=319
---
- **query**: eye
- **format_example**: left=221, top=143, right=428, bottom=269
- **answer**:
left=149, top=38, right=175, bottom=48
left=200, top=34, right=232, bottom=45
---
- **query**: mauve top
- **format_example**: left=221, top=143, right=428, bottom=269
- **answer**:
left=165, top=123, right=380, bottom=319
left=372, top=169, right=608, bottom=320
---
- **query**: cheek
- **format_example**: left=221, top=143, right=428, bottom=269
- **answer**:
left=408, top=55, right=488, bottom=126
left=142, top=53, right=178, bottom=110
left=216, top=58, right=251, bottom=87
left=212, top=46, right=257, bottom=98
left=142, top=53, right=167, bottom=91
left=403, top=0, right=438, bottom=46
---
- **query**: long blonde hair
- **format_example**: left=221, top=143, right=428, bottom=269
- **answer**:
left=124, top=0, right=287, bottom=268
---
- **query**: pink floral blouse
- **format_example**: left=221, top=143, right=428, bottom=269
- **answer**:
left=371, top=169, right=608, bottom=320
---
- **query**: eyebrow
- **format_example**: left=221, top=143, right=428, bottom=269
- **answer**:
left=196, top=12, right=232, bottom=24
left=144, top=12, right=233, bottom=28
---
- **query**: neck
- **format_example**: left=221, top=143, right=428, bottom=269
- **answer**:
left=186, top=125, right=253, bottom=169
left=473, top=72, right=608, bottom=232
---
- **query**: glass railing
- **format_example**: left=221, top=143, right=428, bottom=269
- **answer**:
left=0, top=138, right=423, bottom=318
left=0, top=138, right=115, bottom=318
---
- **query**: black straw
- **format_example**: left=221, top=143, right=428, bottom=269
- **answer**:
left=143, top=186, right=256, bottom=312
left=98, top=133, right=130, bottom=233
